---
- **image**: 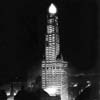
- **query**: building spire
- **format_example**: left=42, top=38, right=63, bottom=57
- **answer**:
left=48, top=3, right=57, bottom=15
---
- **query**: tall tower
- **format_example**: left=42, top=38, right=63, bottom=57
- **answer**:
left=41, top=3, right=68, bottom=99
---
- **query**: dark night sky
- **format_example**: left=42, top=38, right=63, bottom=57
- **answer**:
left=0, top=0, right=99, bottom=84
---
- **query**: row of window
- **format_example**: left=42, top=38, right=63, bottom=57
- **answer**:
left=45, top=55, right=55, bottom=57
left=42, top=71, right=63, bottom=73
left=46, top=52, right=56, bottom=55
left=46, top=75, right=61, bottom=78
left=46, top=58, right=56, bottom=60
left=45, top=83, right=61, bottom=87
left=46, top=49, right=56, bottom=52
left=46, top=79, right=61, bottom=82
left=46, top=47, right=56, bottom=50
left=48, top=19, right=54, bottom=24
left=45, top=54, right=55, bottom=56
left=42, top=66, right=63, bottom=69
left=46, top=50, right=55, bottom=53
left=46, top=57, right=55, bottom=60
left=46, top=44, right=55, bottom=48
left=46, top=53, right=55, bottom=55
left=45, top=80, right=61, bottom=83
left=46, top=47, right=59, bottom=51
left=46, top=54, right=55, bottom=57
left=45, top=75, right=62, bottom=77
left=47, top=25, right=55, bottom=33
left=48, top=34, right=55, bottom=38
left=46, top=46, right=55, bottom=48
left=48, top=35, right=55, bottom=39
left=48, top=33, right=55, bottom=36
left=46, top=59, right=56, bottom=62
left=42, top=66, right=61, bottom=69
left=46, top=52, right=55, bottom=54
left=46, top=56, right=55, bottom=59
left=42, top=74, right=62, bottom=77
left=42, top=64, right=63, bottom=67
left=47, top=16, right=58, bottom=23
left=45, top=81, right=61, bottom=84
left=46, top=72, right=62, bottom=74
left=42, top=75, right=62, bottom=79
left=46, top=34, right=55, bottom=38
left=47, top=56, right=55, bottom=59
left=42, top=62, right=65, bottom=64
left=43, top=72, right=63, bottom=74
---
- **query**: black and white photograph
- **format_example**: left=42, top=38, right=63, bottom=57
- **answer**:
left=0, top=0, right=99, bottom=100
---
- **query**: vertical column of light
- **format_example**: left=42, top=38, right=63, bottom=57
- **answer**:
left=46, top=63, right=49, bottom=87
left=45, top=29, right=49, bottom=88
left=55, top=16, right=60, bottom=57
left=47, top=64, right=52, bottom=87
left=46, top=21, right=51, bottom=61
left=52, top=64, right=55, bottom=86
left=46, top=19, right=51, bottom=62
left=52, top=17, right=56, bottom=61
left=46, top=16, right=54, bottom=87
left=46, top=22, right=53, bottom=87
left=42, top=61, right=46, bottom=89
left=61, top=62, right=63, bottom=100
left=43, top=3, right=59, bottom=96
left=58, top=63, right=63, bottom=95
left=45, top=14, right=51, bottom=89
left=49, top=16, right=59, bottom=61
left=61, top=62, right=69, bottom=100
left=47, top=18, right=55, bottom=61
left=48, top=3, right=57, bottom=62
left=51, top=25, right=55, bottom=61
left=48, top=4, right=61, bottom=95
left=48, top=25, right=53, bottom=61
left=54, top=63, right=58, bottom=94
left=47, top=10, right=60, bottom=60
left=45, top=34, right=49, bottom=62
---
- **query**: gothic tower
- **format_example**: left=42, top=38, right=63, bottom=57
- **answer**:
left=41, top=3, right=68, bottom=99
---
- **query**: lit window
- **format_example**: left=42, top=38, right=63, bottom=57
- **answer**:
left=42, top=65, right=45, bottom=67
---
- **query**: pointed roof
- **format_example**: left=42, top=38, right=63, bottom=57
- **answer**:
left=48, top=3, right=57, bottom=14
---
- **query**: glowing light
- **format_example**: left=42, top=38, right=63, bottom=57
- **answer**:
left=6, top=91, right=10, bottom=96
left=47, top=25, right=55, bottom=33
left=14, top=92, right=17, bottom=96
left=86, top=80, right=91, bottom=84
left=48, top=3, right=57, bottom=14
left=73, top=83, right=78, bottom=87
left=44, top=86, right=57, bottom=96
left=7, top=96, right=14, bottom=100
left=14, top=90, right=18, bottom=96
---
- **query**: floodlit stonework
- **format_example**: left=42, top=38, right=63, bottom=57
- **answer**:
left=41, top=3, right=68, bottom=100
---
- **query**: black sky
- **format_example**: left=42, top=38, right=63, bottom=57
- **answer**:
left=0, top=0, right=99, bottom=84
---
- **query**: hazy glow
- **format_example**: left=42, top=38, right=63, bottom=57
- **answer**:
left=86, top=80, right=91, bottom=84
left=14, top=90, right=18, bottom=96
left=6, top=90, right=18, bottom=97
left=6, top=91, right=10, bottom=96
left=48, top=3, right=57, bottom=14
left=44, top=86, right=57, bottom=96
left=73, top=83, right=78, bottom=87
left=7, top=96, right=14, bottom=100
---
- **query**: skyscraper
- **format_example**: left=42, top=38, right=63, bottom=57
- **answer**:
left=41, top=3, right=68, bottom=99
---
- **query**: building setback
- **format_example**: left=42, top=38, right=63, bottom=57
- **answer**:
left=41, top=3, right=68, bottom=100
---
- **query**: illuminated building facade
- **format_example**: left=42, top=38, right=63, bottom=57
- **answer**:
left=41, top=3, right=68, bottom=99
